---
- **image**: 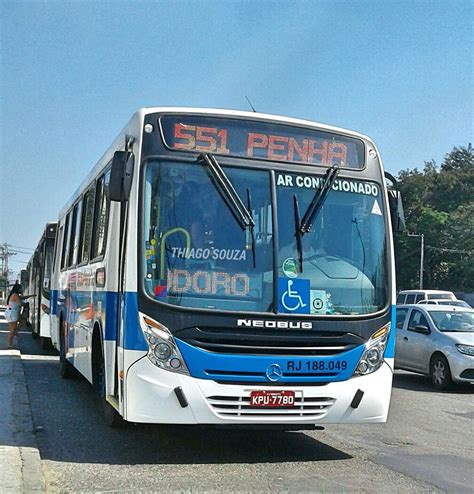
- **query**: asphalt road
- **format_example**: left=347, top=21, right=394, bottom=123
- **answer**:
left=11, top=326, right=474, bottom=493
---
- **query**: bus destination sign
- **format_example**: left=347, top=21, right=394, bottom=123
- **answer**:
left=159, top=115, right=365, bottom=169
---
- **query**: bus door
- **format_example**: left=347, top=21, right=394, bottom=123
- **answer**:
left=108, top=137, right=135, bottom=407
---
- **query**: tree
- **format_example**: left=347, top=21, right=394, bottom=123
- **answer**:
left=394, top=144, right=473, bottom=292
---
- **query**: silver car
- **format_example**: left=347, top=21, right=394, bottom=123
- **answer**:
left=395, top=305, right=474, bottom=389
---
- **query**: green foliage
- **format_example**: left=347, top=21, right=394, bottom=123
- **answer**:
left=394, top=144, right=474, bottom=292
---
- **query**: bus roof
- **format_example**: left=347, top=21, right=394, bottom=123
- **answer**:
left=139, top=107, right=372, bottom=141
left=58, top=107, right=377, bottom=218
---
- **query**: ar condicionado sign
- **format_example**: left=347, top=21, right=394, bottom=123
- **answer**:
left=160, top=115, right=365, bottom=169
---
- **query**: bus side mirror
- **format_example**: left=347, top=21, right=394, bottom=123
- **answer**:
left=387, top=189, right=405, bottom=232
left=384, top=172, right=405, bottom=233
left=109, top=150, right=134, bottom=202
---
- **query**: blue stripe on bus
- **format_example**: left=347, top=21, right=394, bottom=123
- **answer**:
left=50, top=289, right=146, bottom=347
left=103, top=292, right=118, bottom=341
left=51, top=289, right=58, bottom=316
left=176, top=338, right=365, bottom=383
left=123, top=292, right=147, bottom=351
left=384, top=304, right=396, bottom=358
left=51, top=288, right=395, bottom=369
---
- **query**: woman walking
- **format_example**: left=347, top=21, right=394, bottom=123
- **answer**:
left=5, top=283, right=23, bottom=349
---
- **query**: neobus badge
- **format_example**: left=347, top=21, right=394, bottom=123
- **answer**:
left=237, top=319, right=313, bottom=329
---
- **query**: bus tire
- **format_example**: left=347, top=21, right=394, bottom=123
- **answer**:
left=59, top=319, right=73, bottom=379
left=92, top=333, right=123, bottom=428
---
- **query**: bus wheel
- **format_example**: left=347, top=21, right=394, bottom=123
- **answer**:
left=94, top=345, right=123, bottom=428
left=59, top=323, right=73, bottom=379
left=430, top=354, right=452, bottom=390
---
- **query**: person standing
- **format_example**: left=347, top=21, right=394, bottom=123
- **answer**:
left=5, top=283, right=22, bottom=349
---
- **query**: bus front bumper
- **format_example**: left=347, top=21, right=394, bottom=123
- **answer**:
left=125, top=355, right=393, bottom=425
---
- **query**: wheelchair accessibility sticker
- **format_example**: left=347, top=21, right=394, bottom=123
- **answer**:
left=278, top=278, right=310, bottom=314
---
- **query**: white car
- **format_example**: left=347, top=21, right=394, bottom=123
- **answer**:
left=396, top=289, right=457, bottom=305
left=418, top=299, right=471, bottom=308
left=395, top=305, right=474, bottom=389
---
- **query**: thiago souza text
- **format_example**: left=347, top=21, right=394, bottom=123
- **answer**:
left=170, top=247, right=247, bottom=261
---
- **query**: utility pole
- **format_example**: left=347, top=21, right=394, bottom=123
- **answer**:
left=0, top=243, right=16, bottom=301
left=407, top=233, right=424, bottom=289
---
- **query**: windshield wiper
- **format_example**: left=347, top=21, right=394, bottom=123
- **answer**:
left=198, top=153, right=255, bottom=230
left=198, top=153, right=256, bottom=267
left=299, top=164, right=339, bottom=235
left=246, top=189, right=257, bottom=268
left=293, top=195, right=304, bottom=271
left=293, top=164, right=339, bottom=272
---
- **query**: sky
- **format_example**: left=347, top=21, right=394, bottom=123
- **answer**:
left=1, top=0, right=472, bottom=278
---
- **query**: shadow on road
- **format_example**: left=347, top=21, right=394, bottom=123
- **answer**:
left=393, top=370, right=473, bottom=394
left=19, top=334, right=353, bottom=466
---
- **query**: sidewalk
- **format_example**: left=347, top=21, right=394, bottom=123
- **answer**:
left=0, top=329, right=46, bottom=493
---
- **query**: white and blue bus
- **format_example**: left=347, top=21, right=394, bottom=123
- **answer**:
left=25, top=222, right=57, bottom=347
left=50, top=108, right=404, bottom=427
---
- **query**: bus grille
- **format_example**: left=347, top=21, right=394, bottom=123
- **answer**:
left=176, top=326, right=364, bottom=356
left=206, top=393, right=336, bottom=419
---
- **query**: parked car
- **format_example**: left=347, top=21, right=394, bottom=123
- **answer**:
left=396, top=289, right=457, bottom=305
left=395, top=305, right=474, bottom=389
left=418, top=299, right=471, bottom=308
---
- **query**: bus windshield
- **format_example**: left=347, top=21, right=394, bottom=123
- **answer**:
left=276, top=172, right=387, bottom=315
left=143, top=161, right=274, bottom=312
left=143, top=162, right=388, bottom=315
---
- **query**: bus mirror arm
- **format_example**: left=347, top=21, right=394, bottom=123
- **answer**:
left=384, top=172, right=406, bottom=233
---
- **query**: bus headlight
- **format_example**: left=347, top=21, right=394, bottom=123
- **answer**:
left=353, top=323, right=390, bottom=376
left=139, top=313, right=189, bottom=375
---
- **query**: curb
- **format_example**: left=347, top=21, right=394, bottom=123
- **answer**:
left=0, top=349, right=46, bottom=493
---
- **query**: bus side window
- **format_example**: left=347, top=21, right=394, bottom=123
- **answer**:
left=78, top=185, right=96, bottom=264
left=396, top=293, right=405, bottom=304
left=68, top=202, right=82, bottom=268
left=60, top=212, right=71, bottom=270
left=53, top=225, right=62, bottom=273
left=91, top=170, right=111, bottom=260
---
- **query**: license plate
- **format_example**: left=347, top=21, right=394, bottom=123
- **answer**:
left=249, top=390, right=296, bottom=407
left=286, top=360, right=348, bottom=373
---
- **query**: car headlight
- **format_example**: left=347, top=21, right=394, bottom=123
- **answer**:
left=456, top=344, right=474, bottom=356
left=353, top=323, right=390, bottom=376
left=139, top=313, right=189, bottom=375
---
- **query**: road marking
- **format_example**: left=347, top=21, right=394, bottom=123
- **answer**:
left=21, top=354, right=59, bottom=361
left=0, top=330, right=31, bottom=334
left=0, top=349, right=20, bottom=356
